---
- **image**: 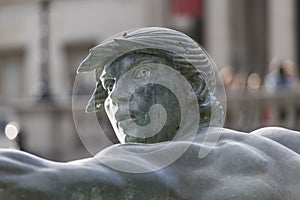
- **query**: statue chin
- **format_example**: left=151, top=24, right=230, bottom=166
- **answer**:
left=114, top=128, right=126, bottom=143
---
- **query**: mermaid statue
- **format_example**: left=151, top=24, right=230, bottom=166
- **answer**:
left=1, top=27, right=300, bottom=199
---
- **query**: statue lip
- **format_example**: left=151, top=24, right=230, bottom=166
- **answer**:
left=115, top=110, right=131, bottom=123
left=115, top=110, right=146, bottom=129
left=118, top=118, right=133, bottom=128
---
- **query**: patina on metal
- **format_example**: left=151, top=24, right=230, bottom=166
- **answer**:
left=0, top=27, right=300, bottom=200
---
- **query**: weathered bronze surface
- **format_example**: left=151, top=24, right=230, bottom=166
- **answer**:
left=1, top=27, right=300, bottom=199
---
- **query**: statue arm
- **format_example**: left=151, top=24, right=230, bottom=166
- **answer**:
left=0, top=148, right=181, bottom=200
left=0, top=149, right=58, bottom=199
left=0, top=149, right=127, bottom=199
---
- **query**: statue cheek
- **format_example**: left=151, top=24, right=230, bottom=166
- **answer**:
left=125, top=84, right=181, bottom=143
left=129, top=92, right=153, bottom=114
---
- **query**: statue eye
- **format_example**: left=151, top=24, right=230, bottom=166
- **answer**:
left=104, top=80, right=115, bottom=93
left=134, top=67, right=150, bottom=79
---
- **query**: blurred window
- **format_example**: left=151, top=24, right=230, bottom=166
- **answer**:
left=170, top=0, right=204, bottom=44
left=0, top=50, right=23, bottom=100
left=229, top=0, right=268, bottom=76
left=172, top=0, right=203, bottom=19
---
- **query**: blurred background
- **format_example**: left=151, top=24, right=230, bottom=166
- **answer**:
left=0, top=0, right=299, bottom=161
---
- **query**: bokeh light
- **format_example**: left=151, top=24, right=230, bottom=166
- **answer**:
left=5, top=122, right=19, bottom=140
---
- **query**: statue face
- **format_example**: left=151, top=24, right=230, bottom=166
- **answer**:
left=100, top=54, right=181, bottom=144
left=75, top=28, right=225, bottom=171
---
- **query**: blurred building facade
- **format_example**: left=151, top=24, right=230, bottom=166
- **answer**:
left=0, top=0, right=299, bottom=161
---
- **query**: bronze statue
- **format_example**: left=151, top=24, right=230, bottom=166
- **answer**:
left=1, top=27, right=300, bottom=199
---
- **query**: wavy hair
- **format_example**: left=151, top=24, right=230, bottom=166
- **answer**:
left=77, top=27, right=224, bottom=127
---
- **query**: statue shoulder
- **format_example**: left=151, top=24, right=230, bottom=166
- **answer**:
left=250, top=127, right=300, bottom=154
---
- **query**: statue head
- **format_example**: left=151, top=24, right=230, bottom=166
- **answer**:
left=77, top=27, right=224, bottom=144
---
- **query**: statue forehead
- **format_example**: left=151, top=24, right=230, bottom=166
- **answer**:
left=98, top=54, right=139, bottom=82
left=100, top=56, right=132, bottom=78
left=97, top=51, right=166, bottom=81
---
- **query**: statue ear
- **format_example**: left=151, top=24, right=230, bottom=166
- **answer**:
left=188, top=73, right=206, bottom=97
left=86, top=82, right=107, bottom=113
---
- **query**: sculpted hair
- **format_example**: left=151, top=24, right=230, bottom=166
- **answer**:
left=78, top=27, right=224, bottom=127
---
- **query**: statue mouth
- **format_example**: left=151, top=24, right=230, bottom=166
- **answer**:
left=115, top=111, right=131, bottom=123
left=115, top=110, right=148, bottom=131
left=117, top=116, right=146, bottom=128
left=116, top=111, right=136, bottom=127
